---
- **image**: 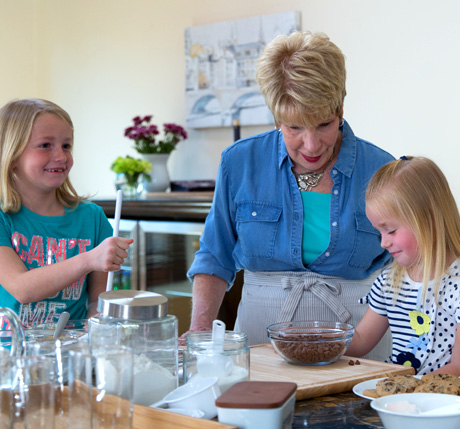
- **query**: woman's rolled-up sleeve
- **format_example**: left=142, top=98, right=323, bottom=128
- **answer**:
left=187, top=155, right=239, bottom=288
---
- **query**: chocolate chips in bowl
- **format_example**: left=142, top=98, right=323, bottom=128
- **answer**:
left=266, top=321, right=354, bottom=365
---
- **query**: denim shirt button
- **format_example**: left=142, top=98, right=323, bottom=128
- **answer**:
left=332, top=221, right=337, bottom=227
left=251, top=211, right=257, bottom=217
left=332, top=169, right=337, bottom=175
left=333, top=190, right=339, bottom=195
left=325, top=252, right=331, bottom=257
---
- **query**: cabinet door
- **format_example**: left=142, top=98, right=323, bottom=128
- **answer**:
left=108, top=219, right=139, bottom=291
left=138, top=221, right=204, bottom=335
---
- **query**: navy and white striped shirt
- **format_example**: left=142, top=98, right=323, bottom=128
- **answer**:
left=369, top=261, right=460, bottom=374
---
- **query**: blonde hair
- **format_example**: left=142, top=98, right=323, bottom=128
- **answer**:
left=256, top=31, right=346, bottom=128
left=0, top=98, right=84, bottom=212
left=366, top=156, right=460, bottom=299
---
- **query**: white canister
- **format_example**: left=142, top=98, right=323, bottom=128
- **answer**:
left=216, top=381, right=297, bottom=429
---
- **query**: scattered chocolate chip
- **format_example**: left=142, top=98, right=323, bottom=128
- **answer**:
left=348, top=359, right=355, bottom=365
left=355, top=360, right=361, bottom=365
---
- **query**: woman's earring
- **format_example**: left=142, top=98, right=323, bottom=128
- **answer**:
left=339, top=119, right=344, bottom=127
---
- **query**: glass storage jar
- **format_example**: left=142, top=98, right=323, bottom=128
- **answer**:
left=88, top=290, right=178, bottom=406
left=184, top=330, right=249, bottom=393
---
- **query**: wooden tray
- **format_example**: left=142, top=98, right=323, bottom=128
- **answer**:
left=134, top=405, right=237, bottom=429
left=249, top=344, right=415, bottom=400
left=58, top=385, right=236, bottom=429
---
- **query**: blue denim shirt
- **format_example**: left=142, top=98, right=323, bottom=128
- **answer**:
left=187, top=120, right=394, bottom=287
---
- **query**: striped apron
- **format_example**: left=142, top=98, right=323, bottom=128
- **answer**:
left=233, top=269, right=392, bottom=362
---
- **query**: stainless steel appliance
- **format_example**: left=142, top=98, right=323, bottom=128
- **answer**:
left=109, top=218, right=204, bottom=335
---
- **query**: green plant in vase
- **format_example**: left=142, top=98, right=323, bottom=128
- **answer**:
left=111, top=156, right=152, bottom=197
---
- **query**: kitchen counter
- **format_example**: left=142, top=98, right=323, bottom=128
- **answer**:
left=248, top=345, right=414, bottom=428
left=293, top=392, right=382, bottom=428
left=133, top=391, right=381, bottom=428
left=92, top=192, right=214, bottom=221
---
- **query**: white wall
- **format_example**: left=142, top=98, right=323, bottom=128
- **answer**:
left=1, top=0, right=460, bottom=199
left=0, top=1, right=39, bottom=99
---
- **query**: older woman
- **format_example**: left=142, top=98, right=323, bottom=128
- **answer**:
left=186, top=31, right=394, bottom=360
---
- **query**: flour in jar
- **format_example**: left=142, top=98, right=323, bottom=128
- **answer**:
left=190, top=365, right=249, bottom=393
left=133, top=353, right=177, bottom=406
left=218, top=365, right=249, bottom=392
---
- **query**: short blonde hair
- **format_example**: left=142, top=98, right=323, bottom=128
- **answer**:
left=256, top=31, right=346, bottom=128
left=366, top=156, right=460, bottom=298
left=0, top=98, right=84, bottom=212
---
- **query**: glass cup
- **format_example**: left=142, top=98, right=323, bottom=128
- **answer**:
left=0, top=307, right=26, bottom=357
left=26, top=337, right=84, bottom=428
left=67, top=345, right=134, bottom=429
left=0, top=355, right=55, bottom=429
left=184, top=331, right=250, bottom=393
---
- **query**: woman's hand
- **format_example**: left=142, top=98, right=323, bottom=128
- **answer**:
left=178, top=326, right=211, bottom=347
left=178, top=274, right=228, bottom=347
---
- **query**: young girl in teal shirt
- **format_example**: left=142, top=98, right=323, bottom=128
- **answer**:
left=0, top=98, right=133, bottom=326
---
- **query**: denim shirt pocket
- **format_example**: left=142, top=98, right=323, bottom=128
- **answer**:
left=348, top=212, right=382, bottom=268
left=236, top=201, right=282, bottom=258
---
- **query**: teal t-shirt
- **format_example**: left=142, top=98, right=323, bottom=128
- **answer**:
left=0, top=202, right=113, bottom=326
left=300, top=192, right=331, bottom=265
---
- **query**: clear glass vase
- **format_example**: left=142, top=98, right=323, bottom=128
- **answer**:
left=114, top=173, right=144, bottom=199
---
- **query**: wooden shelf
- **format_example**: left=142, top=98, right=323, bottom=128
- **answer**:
left=92, top=192, right=213, bottom=222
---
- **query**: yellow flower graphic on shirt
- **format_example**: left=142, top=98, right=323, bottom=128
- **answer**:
left=409, top=310, right=431, bottom=335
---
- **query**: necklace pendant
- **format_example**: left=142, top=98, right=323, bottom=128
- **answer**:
left=296, top=172, right=324, bottom=192
left=298, top=180, right=309, bottom=191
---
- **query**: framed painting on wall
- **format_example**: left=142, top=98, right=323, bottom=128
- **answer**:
left=185, top=11, right=301, bottom=129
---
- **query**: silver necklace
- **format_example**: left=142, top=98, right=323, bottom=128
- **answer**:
left=293, top=152, right=335, bottom=192
left=294, top=170, right=326, bottom=191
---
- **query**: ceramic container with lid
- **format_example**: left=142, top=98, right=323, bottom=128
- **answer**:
left=216, top=381, right=297, bottom=429
left=88, top=290, right=178, bottom=406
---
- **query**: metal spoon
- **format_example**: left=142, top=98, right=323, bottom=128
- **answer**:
left=53, top=311, right=70, bottom=340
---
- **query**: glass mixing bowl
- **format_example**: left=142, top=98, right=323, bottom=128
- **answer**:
left=267, top=321, right=354, bottom=366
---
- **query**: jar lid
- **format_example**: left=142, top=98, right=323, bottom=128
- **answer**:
left=97, top=290, right=168, bottom=320
left=215, top=381, right=297, bottom=409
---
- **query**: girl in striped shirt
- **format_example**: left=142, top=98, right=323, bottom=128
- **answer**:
left=347, top=156, right=460, bottom=375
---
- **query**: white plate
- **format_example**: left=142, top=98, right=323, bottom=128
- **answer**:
left=353, top=375, right=422, bottom=400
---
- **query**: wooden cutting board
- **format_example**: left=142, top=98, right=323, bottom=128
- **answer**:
left=249, top=344, right=415, bottom=400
